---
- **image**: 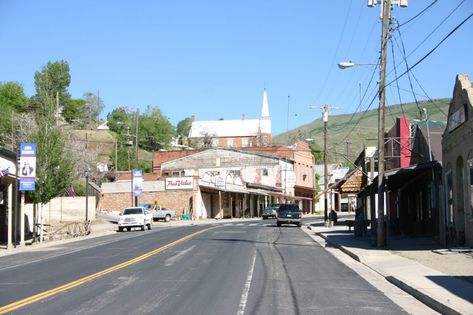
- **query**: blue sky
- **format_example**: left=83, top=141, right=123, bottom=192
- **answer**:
left=1, top=0, right=472, bottom=135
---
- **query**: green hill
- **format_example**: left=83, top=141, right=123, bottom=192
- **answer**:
left=273, top=98, right=450, bottom=163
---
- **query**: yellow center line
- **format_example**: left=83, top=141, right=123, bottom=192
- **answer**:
left=0, top=227, right=214, bottom=314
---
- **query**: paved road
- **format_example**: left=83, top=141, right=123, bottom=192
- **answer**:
left=0, top=220, right=407, bottom=314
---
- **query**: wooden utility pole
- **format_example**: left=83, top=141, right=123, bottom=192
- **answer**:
left=376, top=0, right=392, bottom=247
left=323, top=105, right=329, bottom=222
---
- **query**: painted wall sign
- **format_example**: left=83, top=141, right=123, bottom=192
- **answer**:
left=165, top=177, right=194, bottom=190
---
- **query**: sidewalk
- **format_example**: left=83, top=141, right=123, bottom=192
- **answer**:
left=305, top=221, right=473, bottom=315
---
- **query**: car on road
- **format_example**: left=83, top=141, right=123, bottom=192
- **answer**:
left=262, top=204, right=281, bottom=219
left=118, top=207, right=153, bottom=232
left=139, top=203, right=177, bottom=222
left=276, top=204, right=302, bottom=227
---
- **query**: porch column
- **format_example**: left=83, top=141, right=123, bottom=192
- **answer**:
left=7, top=182, right=13, bottom=249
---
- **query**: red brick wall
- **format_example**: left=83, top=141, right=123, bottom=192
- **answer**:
left=100, top=190, right=195, bottom=217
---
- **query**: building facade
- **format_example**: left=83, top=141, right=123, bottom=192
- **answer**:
left=442, top=74, right=473, bottom=247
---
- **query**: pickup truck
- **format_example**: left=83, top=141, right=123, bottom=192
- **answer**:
left=139, top=203, right=176, bottom=222
left=118, top=207, right=153, bottom=232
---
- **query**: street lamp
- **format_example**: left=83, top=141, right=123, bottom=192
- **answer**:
left=337, top=61, right=376, bottom=69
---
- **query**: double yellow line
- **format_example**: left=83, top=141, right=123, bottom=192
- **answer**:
left=0, top=227, right=214, bottom=314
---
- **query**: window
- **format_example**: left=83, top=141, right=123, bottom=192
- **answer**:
left=469, top=160, right=473, bottom=218
left=212, top=139, right=218, bottom=147
left=227, top=138, right=234, bottom=147
left=241, top=138, right=249, bottom=147
left=262, top=168, right=268, bottom=176
left=445, top=171, right=453, bottom=224
left=230, top=170, right=241, bottom=176
left=173, top=170, right=182, bottom=177
left=303, top=174, right=307, bottom=181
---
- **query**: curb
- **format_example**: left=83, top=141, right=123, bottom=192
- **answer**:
left=313, top=229, right=463, bottom=315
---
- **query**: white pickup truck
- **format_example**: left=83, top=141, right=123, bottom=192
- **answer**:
left=139, top=203, right=176, bottom=222
left=118, top=207, right=153, bottom=232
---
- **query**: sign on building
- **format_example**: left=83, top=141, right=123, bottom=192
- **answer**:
left=165, top=177, right=194, bottom=190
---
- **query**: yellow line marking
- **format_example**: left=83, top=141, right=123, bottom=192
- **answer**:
left=0, top=227, right=214, bottom=314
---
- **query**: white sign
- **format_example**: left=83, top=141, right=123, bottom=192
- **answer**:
left=165, top=177, right=194, bottom=190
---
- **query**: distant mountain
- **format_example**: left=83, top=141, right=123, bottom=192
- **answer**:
left=273, top=98, right=450, bottom=163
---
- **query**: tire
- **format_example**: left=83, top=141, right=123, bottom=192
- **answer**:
left=147, top=223, right=152, bottom=230
left=297, top=223, right=302, bottom=227
left=118, top=227, right=123, bottom=232
left=277, top=221, right=281, bottom=227
left=262, top=216, right=267, bottom=220
left=141, top=224, right=145, bottom=231
left=165, top=214, right=171, bottom=222
left=127, top=227, right=131, bottom=231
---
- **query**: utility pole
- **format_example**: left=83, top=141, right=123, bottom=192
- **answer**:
left=323, top=105, right=329, bottom=222
left=134, top=109, right=140, bottom=207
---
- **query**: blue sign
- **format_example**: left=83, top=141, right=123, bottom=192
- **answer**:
left=132, top=169, right=143, bottom=197
left=19, top=143, right=37, bottom=191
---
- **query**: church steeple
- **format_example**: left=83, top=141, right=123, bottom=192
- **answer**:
left=261, top=88, right=270, bottom=119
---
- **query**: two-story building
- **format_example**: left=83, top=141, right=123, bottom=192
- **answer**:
left=442, top=74, right=473, bottom=247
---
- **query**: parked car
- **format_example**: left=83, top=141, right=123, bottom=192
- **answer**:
left=139, top=203, right=177, bottom=222
left=276, top=204, right=302, bottom=227
left=118, top=207, right=152, bottom=232
left=262, top=204, right=281, bottom=219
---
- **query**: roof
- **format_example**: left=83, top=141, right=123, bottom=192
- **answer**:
left=189, top=119, right=271, bottom=138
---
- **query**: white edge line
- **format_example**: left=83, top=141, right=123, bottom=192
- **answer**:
left=237, top=251, right=256, bottom=315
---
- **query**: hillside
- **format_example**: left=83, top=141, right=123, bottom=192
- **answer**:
left=273, top=98, right=450, bottom=163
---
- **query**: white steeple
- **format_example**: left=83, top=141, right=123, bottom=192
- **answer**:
left=261, top=88, right=270, bottom=119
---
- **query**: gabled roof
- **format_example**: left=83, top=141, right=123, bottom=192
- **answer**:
left=189, top=119, right=271, bottom=138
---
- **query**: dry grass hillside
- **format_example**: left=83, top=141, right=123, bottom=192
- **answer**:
left=273, top=99, right=450, bottom=163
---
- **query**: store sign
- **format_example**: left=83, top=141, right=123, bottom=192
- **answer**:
left=215, top=175, right=226, bottom=189
left=132, top=169, right=143, bottom=196
left=19, top=143, right=36, bottom=191
left=165, top=177, right=194, bottom=190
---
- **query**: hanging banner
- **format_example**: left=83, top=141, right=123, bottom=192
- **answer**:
left=132, top=169, right=143, bottom=196
left=19, top=143, right=36, bottom=191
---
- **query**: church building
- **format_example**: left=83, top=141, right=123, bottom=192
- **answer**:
left=188, top=89, right=272, bottom=148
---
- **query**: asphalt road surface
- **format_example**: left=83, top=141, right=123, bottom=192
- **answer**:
left=0, top=220, right=408, bottom=315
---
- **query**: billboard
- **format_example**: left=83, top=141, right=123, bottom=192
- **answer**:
left=132, top=169, right=143, bottom=196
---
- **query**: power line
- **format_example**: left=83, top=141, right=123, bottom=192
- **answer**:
left=386, top=11, right=473, bottom=88
left=396, top=0, right=438, bottom=29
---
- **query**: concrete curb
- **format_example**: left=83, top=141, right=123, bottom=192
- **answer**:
left=312, top=229, right=463, bottom=315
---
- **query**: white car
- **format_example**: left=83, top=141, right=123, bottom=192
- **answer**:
left=118, top=207, right=152, bottom=232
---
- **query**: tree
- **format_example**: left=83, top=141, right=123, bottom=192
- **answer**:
left=28, top=63, right=74, bottom=204
left=62, top=98, right=87, bottom=124
left=176, top=117, right=193, bottom=143
left=0, top=82, right=28, bottom=148
left=310, top=143, right=324, bottom=164
left=107, top=107, right=130, bottom=134
left=139, top=106, right=176, bottom=150
left=83, top=92, right=105, bottom=122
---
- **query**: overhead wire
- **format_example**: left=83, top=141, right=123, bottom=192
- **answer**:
left=386, top=11, right=473, bottom=89
left=393, top=22, right=422, bottom=118
left=313, top=0, right=353, bottom=103
left=396, top=0, right=438, bottom=29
